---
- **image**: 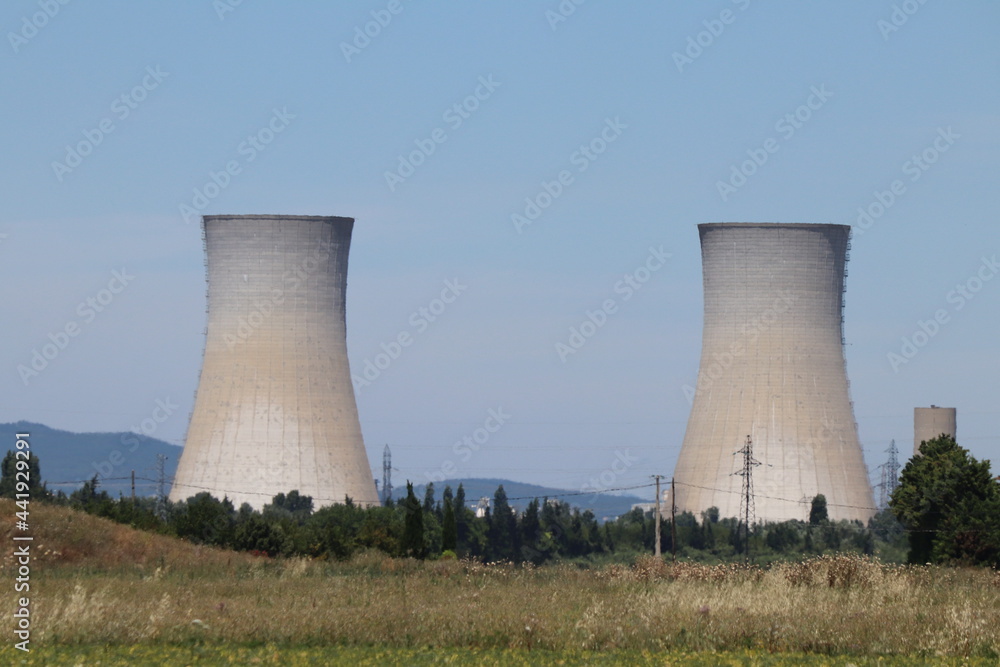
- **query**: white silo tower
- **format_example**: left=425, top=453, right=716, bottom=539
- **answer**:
left=913, top=406, right=957, bottom=456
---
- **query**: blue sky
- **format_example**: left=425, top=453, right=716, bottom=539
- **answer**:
left=2, top=1, right=997, bottom=501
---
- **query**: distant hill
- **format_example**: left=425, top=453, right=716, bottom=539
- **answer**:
left=409, top=478, right=648, bottom=522
left=0, top=421, right=180, bottom=498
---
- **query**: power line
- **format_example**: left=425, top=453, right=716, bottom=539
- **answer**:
left=505, top=482, right=657, bottom=502
left=674, top=480, right=880, bottom=513
left=45, top=469, right=884, bottom=513
left=34, top=473, right=999, bottom=536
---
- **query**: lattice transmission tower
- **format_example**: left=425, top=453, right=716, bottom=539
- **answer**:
left=875, top=439, right=902, bottom=510
left=381, top=444, right=393, bottom=505
left=732, top=435, right=761, bottom=562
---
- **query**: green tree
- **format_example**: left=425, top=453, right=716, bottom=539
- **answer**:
left=357, top=505, right=403, bottom=556
left=701, top=507, right=720, bottom=552
left=489, top=485, right=517, bottom=560
left=423, top=483, right=436, bottom=515
left=454, top=483, right=469, bottom=555
left=305, top=501, right=364, bottom=559
left=520, top=498, right=541, bottom=558
left=765, top=521, right=800, bottom=552
left=537, top=499, right=573, bottom=558
left=890, top=435, right=1000, bottom=566
left=401, top=482, right=426, bottom=558
left=69, top=475, right=114, bottom=515
left=869, top=508, right=905, bottom=543
left=675, top=511, right=702, bottom=550
left=579, top=509, right=603, bottom=555
left=233, top=514, right=283, bottom=556
left=441, top=490, right=457, bottom=553
left=419, top=482, right=442, bottom=556
left=803, top=527, right=815, bottom=554
left=110, top=496, right=163, bottom=532
left=265, top=490, right=314, bottom=518
left=171, top=492, right=236, bottom=547
left=0, top=450, right=48, bottom=499
left=809, top=494, right=829, bottom=525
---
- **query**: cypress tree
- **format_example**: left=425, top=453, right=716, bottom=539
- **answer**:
left=442, top=493, right=457, bottom=552
left=402, top=482, right=425, bottom=558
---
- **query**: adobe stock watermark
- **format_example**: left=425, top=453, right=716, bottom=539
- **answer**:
left=8, top=0, right=72, bottom=54
left=384, top=75, right=501, bottom=192
left=92, top=397, right=179, bottom=478
left=716, top=84, right=833, bottom=202
left=853, top=126, right=958, bottom=235
left=17, top=268, right=135, bottom=386
left=353, top=278, right=467, bottom=391
left=580, top=450, right=640, bottom=503
left=545, top=0, right=587, bottom=31
left=682, top=290, right=797, bottom=404
left=12, top=432, right=32, bottom=653
left=178, top=107, right=295, bottom=223
left=424, top=407, right=511, bottom=483
left=887, top=254, right=998, bottom=373
left=877, top=0, right=931, bottom=41
left=510, top=117, right=627, bottom=234
left=213, top=0, right=246, bottom=21
left=223, top=240, right=332, bottom=349
left=51, top=66, right=169, bottom=182
left=556, top=245, right=671, bottom=363
left=672, top=0, right=752, bottom=73
left=340, top=0, right=411, bottom=63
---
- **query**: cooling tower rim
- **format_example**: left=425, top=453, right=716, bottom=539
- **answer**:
left=698, top=222, right=850, bottom=230
left=202, top=214, right=355, bottom=224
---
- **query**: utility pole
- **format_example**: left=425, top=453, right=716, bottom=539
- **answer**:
left=670, top=477, right=677, bottom=563
left=733, top=435, right=760, bottom=563
left=652, top=475, right=662, bottom=558
left=131, top=470, right=135, bottom=502
left=155, top=454, right=167, bottom=521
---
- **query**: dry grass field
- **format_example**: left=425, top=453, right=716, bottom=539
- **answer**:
left=3, top=501, right=999, bottom=664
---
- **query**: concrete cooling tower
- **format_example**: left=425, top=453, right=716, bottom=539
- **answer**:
left=673, top=223, right=875, bottom=523
left=170, top=214, right=378, bottom=510
left=914, top=406, right=956, bottom=456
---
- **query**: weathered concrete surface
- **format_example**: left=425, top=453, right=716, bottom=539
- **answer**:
left=914, top=406, right=957, bottom=455
left=170, top=215, right=378, bottom=509
left=674, top=223, right=875, bottom=523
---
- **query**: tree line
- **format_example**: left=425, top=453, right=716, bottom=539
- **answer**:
left=1, top=435, right=996, bottom=566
